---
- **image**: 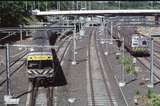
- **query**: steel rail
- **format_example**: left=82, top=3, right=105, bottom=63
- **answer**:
left=30, top=84, right=38, bottom=106
left=0, top=51, right=27, bottom=75
left=94, top=28, right=115, bottom=106
left=47, top=87, right=53, bottom=106
left=87, top=27, right=96, bottom=106
left=0, top=61, right=25, bottom=86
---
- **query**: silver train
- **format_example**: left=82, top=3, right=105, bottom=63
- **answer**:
left=110, top=26, right=150, bottom=56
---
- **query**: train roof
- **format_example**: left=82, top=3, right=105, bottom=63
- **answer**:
left=30, top=31, right=52, bottom=52
left=27, top=52, right=52, bottom=56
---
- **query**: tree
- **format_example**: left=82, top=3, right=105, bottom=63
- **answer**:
left=145, top=89, right=160, bottom=106
left=119, top=55, right=137, bottom=76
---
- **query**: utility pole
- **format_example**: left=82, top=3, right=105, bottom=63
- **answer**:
left=19, top=25, right=23, bottom=41
left=119, top=1, right=121, bottom=9
left=6, top=44, right=10, bottom=96
left=147, top=37, right=154, bottom=88
left=72, top=20, right=77, bottom=65
left=37, top=1, right=39, bottom=10
left=45, top=1, right=48, bottom=11
left=19, top=25, right=23, bottom=50
left=118, top=37, right=126, bottom=87
left=25, top=1, right=27, bottom=10
left=76, top=1, right=79, bottom=10
left=110, top=21, right=113, bottom=44
left=103, top=22, right=108, bottom=56
left=85, top=1, right=87, bottom=10
left=89, top=1, right=92, bottom=10
left=57, top=1, right=60, bottom=10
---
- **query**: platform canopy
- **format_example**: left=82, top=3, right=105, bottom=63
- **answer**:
left=32, top=9, right=160, bottom=16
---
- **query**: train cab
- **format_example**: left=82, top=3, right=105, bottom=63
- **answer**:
left=26, top=52, right=54, bottom=81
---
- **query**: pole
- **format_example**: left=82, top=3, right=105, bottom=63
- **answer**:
left=119, top=1, right=121, bottom=10
left=105, top=20, right=109, bottom=55
left=72, top=21, right=77, bottom=65
left=118, top=38, right=126, bottom=87
left=110, top=21, right=113, bottom=44
left=6, top=44, right=11, bottom=96
left=57, top=1, right=60, bottom=10
left=148, top=37, right=154, bottom=88
left=25, top=1, right=27, bottom=10
left=76, top=1, right=78, bottom=10
left=37, top=1, right=39, bottom=10
left=19, top=25, right=23, bottom=50
left=122, top=38, right=125, bottom=83
left=20, top=25, right=22, bottom=41
left=45, top=1, right=48, bottom=11
left=85, top=1, right=87, bottom=10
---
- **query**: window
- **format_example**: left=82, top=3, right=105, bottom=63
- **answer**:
left=142, top=40, right=147, bottom=45
left=28, top=60, right=53, bottom=69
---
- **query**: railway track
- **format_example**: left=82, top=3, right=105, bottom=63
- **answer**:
left=136, top=57, right=160, bottom=81
left=97, top=26, right=129, bottom=106
left=0, top=49, right=27, bottom=75
left=27, top=33, right=72, bottom=106
left=0, top=50, right=28, bottom=86
left=87, top=27, right=116, bottom=106
left=29, top=82, right=54, bottom=106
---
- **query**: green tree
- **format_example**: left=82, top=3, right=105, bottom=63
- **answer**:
left=146, top=89, right=160, bottom=106
left=119, top=55, right=137, bottom=76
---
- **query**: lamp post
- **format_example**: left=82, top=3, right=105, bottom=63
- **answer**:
left=19, top=25, right=23, bottom=50
left=6, top=44, right=11, bottom=96
left=104, top=20, right=109, bottom=56
left=110, top=21, right=113, bottom=44
left=147, top=36, right=154, bottom=88
left=72, top=20, right=77, bottom=65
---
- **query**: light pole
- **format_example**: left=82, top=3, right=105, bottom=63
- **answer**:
left=104, top=20, right=109, bottom=55
left=57, top=1, right=60, bottom=10
left=110, top=21, right=113, bottom=44
left=72, top=21, right=77, bottom=65
left=118, top=37, right=126, bottom=87
left=6, top=44, right=11, bottom=96
left=19, top=25, right=23, bottom=50
left=147, top=37, right=154, bottom=88
left=119, top=1, right=121, bottom=9
left=45, top=1, right=48, bottom=11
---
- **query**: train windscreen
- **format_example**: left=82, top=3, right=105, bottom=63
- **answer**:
left=27, top=60, right=53, bottom=69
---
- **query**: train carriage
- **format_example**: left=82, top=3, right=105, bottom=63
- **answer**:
left=26, top=31, right=54, bottom=83
left=110, top=24, right=150, bottom=56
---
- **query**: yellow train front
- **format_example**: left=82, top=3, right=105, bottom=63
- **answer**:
left=25, top=31, right=55, bottom=86
left=26, top=52, right=54, bottom=84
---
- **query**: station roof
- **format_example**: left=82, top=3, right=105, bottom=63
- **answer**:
left=33, top=10, right=160, bottom=16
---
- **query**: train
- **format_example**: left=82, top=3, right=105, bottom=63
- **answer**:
left=109, top=25, right=150, bottom=56
left=26, top=31, right=54, bottom=85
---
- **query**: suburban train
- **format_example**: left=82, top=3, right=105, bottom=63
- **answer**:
left=26, top=31, right=54, bottom=84
left=109, top=25, right=150, bottom=56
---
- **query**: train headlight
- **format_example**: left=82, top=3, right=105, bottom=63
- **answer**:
left=30, top=48, right=34, bottom=51
left=115, top=52, right=121, bottom=59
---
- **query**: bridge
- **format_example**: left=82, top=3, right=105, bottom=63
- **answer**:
left=33, top=9, right=160, bottom=16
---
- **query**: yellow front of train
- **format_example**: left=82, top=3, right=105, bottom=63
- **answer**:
left=26, top=52, right=54, bottom=81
